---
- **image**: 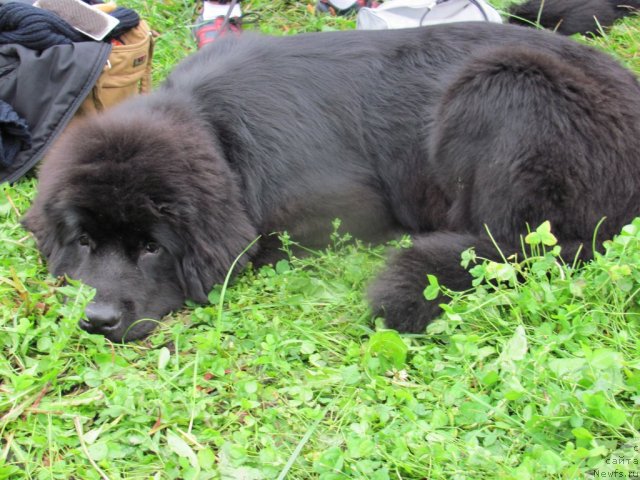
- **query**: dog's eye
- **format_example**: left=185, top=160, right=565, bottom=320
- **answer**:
left=78, top=234, right=91, bottom=247
left=144, top=242, right=160, bottom=254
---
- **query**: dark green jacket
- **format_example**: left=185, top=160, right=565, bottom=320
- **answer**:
left=0, top=40, right=111, bottom=183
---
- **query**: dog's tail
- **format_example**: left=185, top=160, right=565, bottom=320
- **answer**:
left=508, top=0, right=640, bottom=36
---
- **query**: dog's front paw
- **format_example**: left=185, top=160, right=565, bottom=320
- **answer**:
left=368, top=268, right=442, bottom=334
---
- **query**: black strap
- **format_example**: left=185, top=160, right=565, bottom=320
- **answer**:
left=468, top=0, right=489, bottom=21
left=216, top=0, right=240, bottom=38
left=421, top=0, right=490, bottom=26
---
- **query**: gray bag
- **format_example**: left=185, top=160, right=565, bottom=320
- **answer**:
left=356, top=0, right=502, bottom=29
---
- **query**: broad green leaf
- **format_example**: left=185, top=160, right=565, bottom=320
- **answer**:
left=589, top=349, right=623, bottom=370
left=314, top=447, right=344, bottom=474
left=158, top=347, right=171, bottom=370
left=423, top=274, right=440, bottom=301
left=601, top=406, right=626, bottom=427
left=87, top=442, right=108, bottom=462
left=501, top=325, right=528, bottom=362
left=366, top=330, right=408, bottom=370
left=167, top=431, right=198, bottom=469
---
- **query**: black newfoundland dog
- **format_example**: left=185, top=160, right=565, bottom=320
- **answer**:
left=23, top=18, right=640, bottom=342
left=509, top=0, right=640, bottom=35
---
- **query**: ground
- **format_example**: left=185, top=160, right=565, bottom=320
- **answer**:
left=1, top=1, right=640, bottom=479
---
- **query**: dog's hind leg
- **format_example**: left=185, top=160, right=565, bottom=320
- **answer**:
left=371, top=45, right=640, bottom=333
left=369, top=232, right=500, bottom=333
left=368, top=232, right=592, bottom=333
left=429, top=45, right=640, bottom=246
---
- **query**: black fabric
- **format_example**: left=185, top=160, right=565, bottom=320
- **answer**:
left=0, top=0, right=142, bottom=183
left=79, top=1, right=142, bottom=39
left=0, top=1, right=143, bottom=48
left=0, top=99, right=30, bottom=166
left=0, top=41, right=112, bottom=183
left=0, top=1, right=36, bottom=6
left=109, top=7, right=140, bottom=38
left=0, top=2, right=86, bottom=50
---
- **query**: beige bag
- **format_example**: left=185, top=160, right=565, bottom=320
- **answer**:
left=76, top=19, right=154, bottom=116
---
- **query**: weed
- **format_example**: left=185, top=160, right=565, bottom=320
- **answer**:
left=1, top=2, right=639, bottom=478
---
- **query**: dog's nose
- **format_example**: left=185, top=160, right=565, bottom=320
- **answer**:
left=82, top=302, right=122, bottom=332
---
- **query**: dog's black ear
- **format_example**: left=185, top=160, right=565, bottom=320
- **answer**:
left=178, top=252, right=209, bottom=304
left=174, top=205, right=259, bottom=305
left=177, top=229, right=258, bottom=305
left=21, top=204, right=56, bottom=259
left=160, top=124, right=260, bottom=307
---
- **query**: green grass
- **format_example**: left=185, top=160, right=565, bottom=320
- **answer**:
left=2, top=1, right=640, bottom=478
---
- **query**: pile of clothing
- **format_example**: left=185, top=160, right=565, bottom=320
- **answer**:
left=0, top=0, right=146, bottom=183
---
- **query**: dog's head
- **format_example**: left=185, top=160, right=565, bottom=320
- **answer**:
left=22, top=98, right=257, bottom=342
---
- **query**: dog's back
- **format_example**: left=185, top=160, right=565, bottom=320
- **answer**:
left=164, top=23, right=640, bottom=236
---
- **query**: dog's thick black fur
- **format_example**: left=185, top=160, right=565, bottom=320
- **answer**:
left=510, top=0, right=640, bottom=35
left=23, top=21, right=640, bottom=341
